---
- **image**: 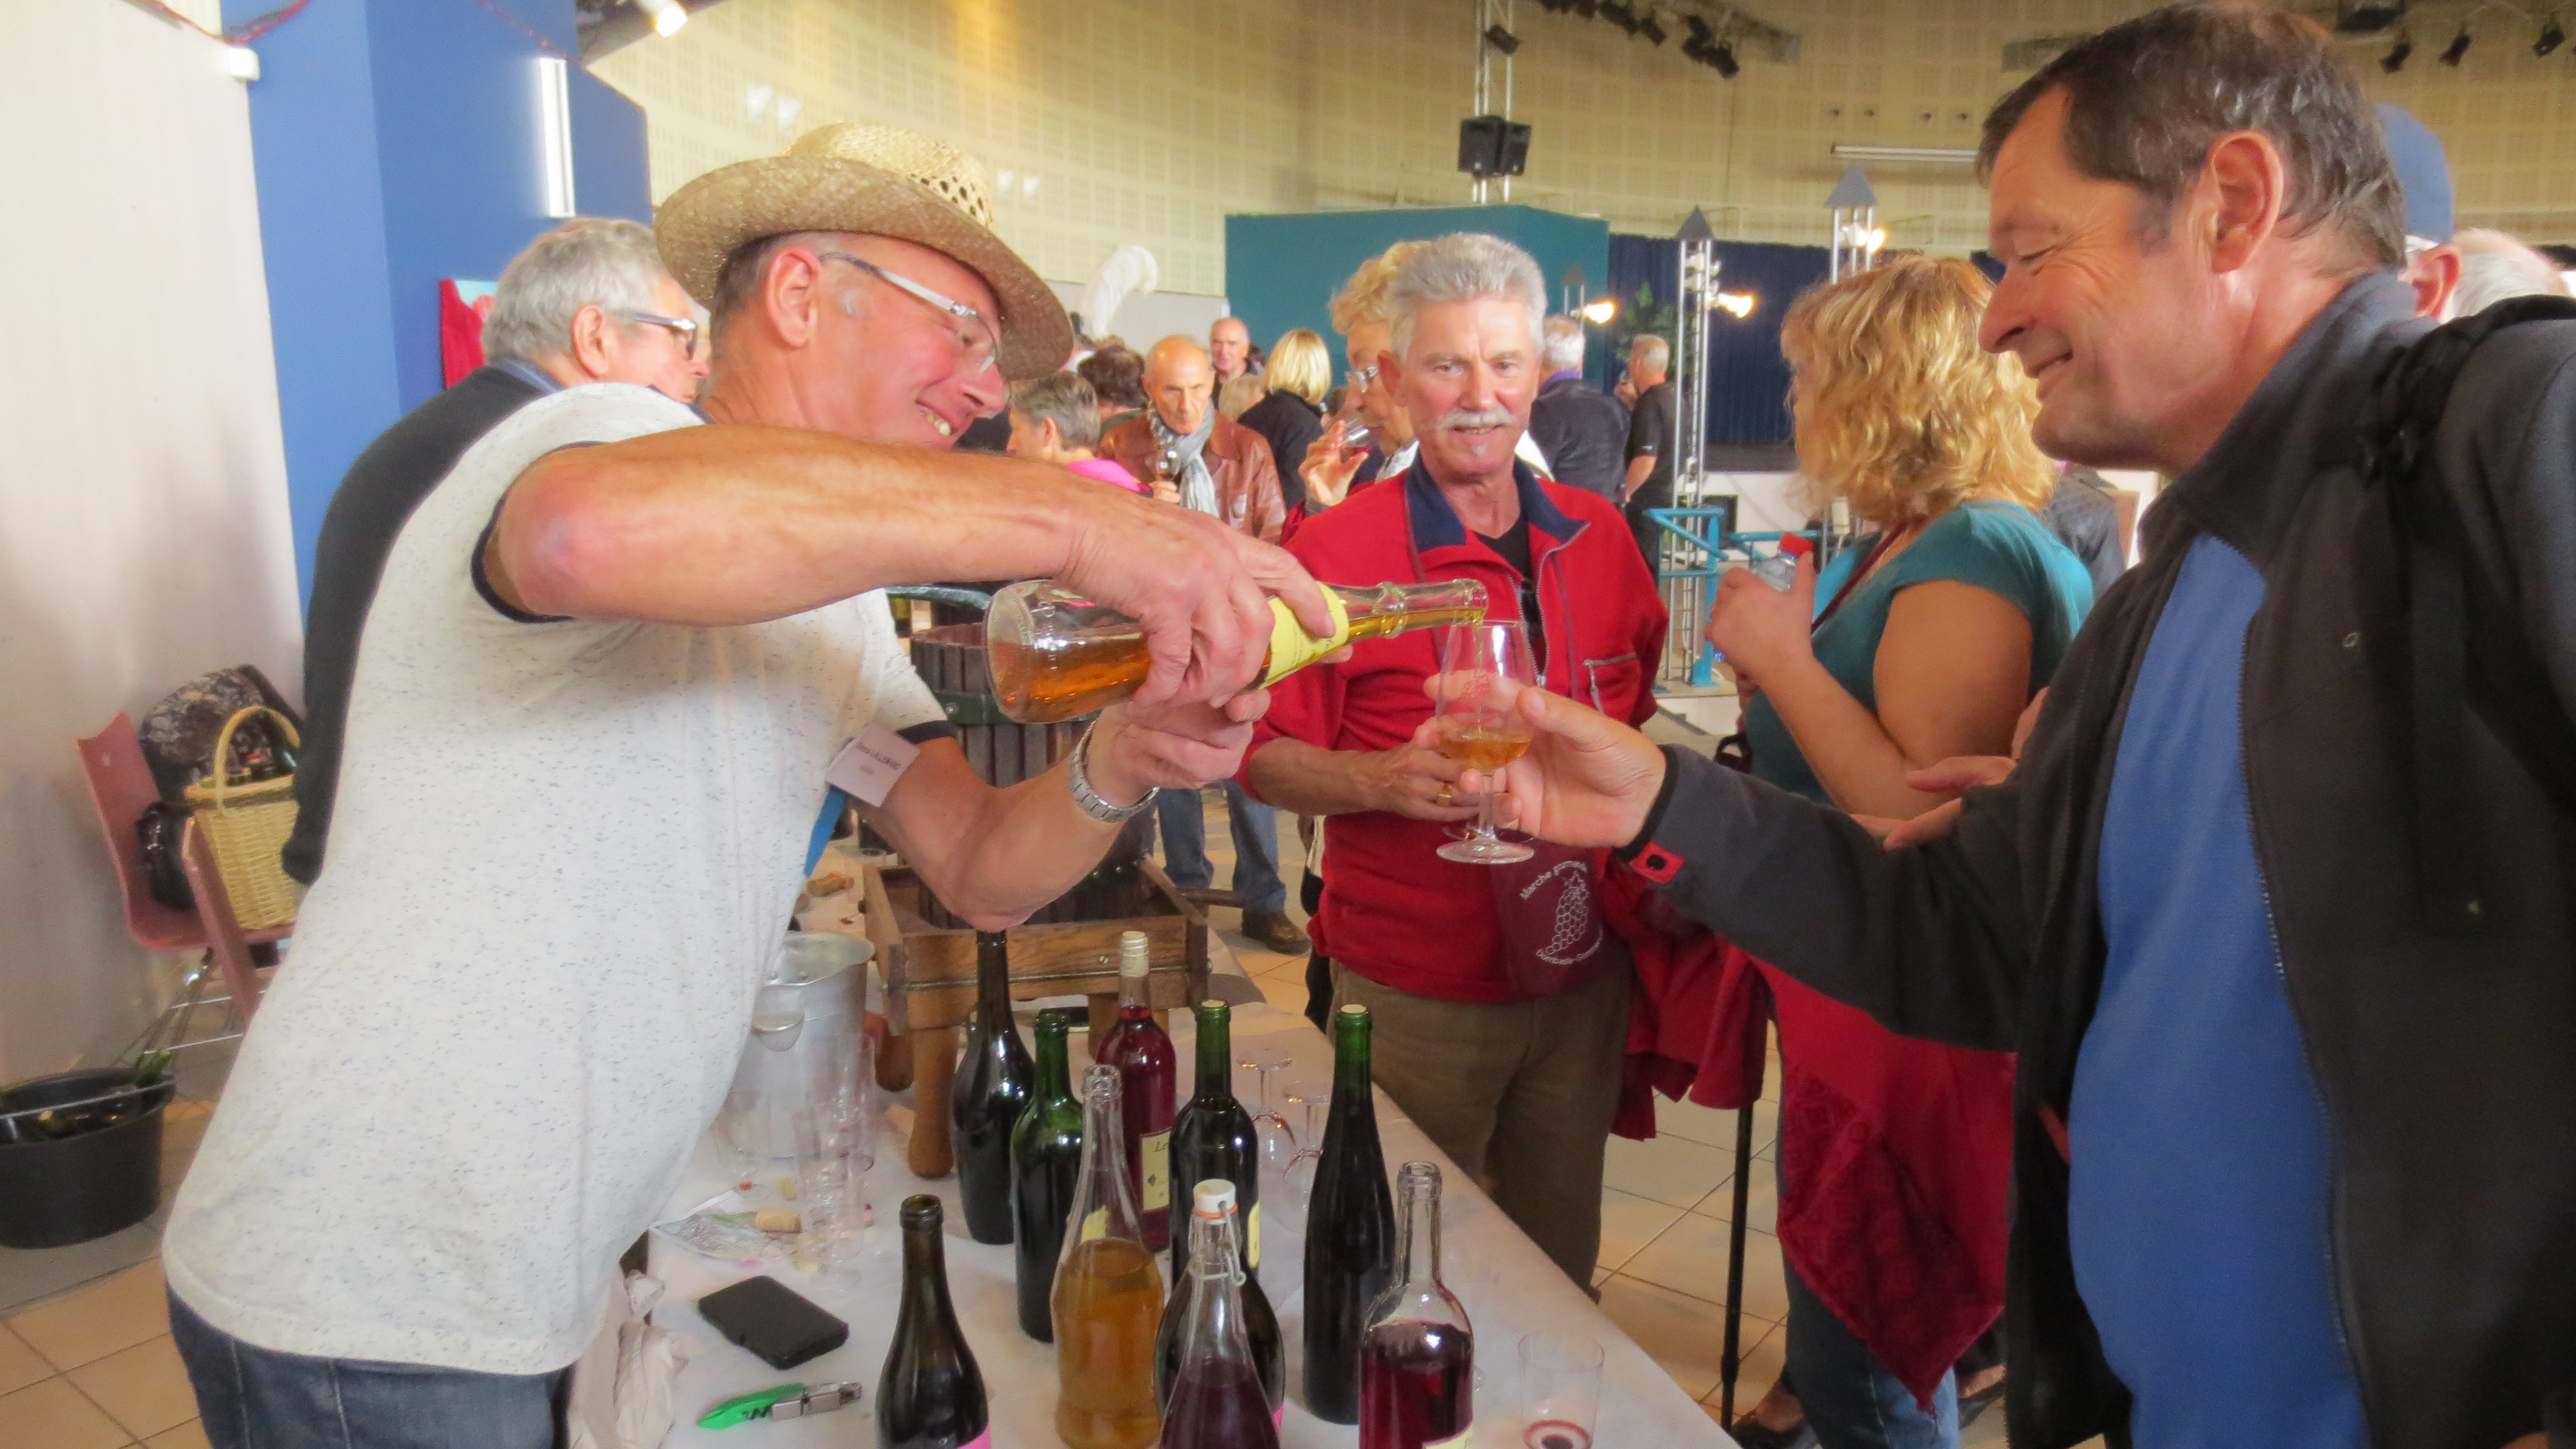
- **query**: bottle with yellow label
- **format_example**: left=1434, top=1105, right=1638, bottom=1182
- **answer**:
left=1054, top=1064, right=1163, bottom=1449
left=1092, top=931, right=1177, bottom=1253
left=984, top=578, right=1489, bottom=724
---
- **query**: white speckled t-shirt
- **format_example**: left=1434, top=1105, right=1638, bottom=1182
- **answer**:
left=163, top=385, right=947, bottom=1374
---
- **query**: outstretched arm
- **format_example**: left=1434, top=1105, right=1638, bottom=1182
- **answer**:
left=484, top=423, right=1330, bottom=708
left=1452, top=684, right=2033, bottom=1052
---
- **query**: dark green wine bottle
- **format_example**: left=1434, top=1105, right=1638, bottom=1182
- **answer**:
left=876, top=1196, right=988, bottom=1448
left=1011, top=1007, right=1084, bottom=1341
left=1301, top=1003, right=1395, bottom=1424
left=953, top=930, right=1033, bottom=1244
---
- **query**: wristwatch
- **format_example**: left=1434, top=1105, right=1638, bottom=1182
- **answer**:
left=1068, top=721, right=1158, bottom=823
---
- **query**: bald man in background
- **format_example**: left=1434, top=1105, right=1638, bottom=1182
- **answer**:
left=1210, top=315, right=1256, bottom=394
left=1103, top=337, right=1306, bottom=952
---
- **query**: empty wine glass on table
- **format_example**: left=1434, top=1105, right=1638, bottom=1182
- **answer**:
left=1430, top=621, right=1539, bottom=865
left=1519, top=1331, right=1603, bottom=1449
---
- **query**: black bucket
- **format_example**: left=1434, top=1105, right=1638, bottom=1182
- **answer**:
left=0, top=1068, right=176, bottom=1249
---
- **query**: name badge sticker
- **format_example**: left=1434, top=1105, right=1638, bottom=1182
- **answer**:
left=825, top=723, right=922, bottom=807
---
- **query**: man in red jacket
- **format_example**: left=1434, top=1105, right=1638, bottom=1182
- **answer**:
left=1242, top=233, right=1667, bottom=1287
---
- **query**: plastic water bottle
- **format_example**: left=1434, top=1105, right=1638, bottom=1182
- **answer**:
left=1749, top=533, right=1815, bottom=591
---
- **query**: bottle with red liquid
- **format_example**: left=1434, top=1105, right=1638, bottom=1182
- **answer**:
left=1359, top=1161, right=1474, bottom=1449
left=1092, top=930, right=1175, bottom=1252
left=1158, top=1180, right=1281, bottom=1449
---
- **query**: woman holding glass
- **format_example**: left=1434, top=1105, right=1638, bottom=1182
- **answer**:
left=1713, top=255, right=2093, bottom=1449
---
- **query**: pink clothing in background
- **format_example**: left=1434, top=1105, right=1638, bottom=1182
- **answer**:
left=1067, top=457, right=1148, bottom=495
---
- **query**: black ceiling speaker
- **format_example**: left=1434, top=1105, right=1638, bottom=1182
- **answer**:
left=1458, top=115, right=1534, bottom=178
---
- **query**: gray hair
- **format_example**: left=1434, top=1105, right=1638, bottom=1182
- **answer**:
left=2449, top=229, right=2574, bottom=319
left=482, top=217, right=670, bottom=364
left=1541, top=314, right=1587, bottom=371
left=1010, top=371, right=1101, bottom=449
left=1388, top=233, right=1547, bottom=362
left=1630, top=333, right=1670, bottom=375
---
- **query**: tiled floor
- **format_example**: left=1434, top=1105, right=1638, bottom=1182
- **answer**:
left=0, top=1258, right=207, bottom=1449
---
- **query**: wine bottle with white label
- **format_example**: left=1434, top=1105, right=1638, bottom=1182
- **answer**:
left=1093, top=931, right=1176, bottom=1252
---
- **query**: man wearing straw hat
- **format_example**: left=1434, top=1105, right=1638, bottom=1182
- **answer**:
left=162, top=122, right=1327, bottom=1448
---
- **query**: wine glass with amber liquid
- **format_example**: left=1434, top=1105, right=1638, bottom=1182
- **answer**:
left=1432, top=620, right=1538, bottom=866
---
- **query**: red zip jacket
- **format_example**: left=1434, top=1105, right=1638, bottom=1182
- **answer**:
left=1242, top=457, right=1667, bottom=1002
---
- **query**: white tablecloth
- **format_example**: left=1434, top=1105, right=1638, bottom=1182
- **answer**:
left=650, top=1000, right=1735, bottom=1448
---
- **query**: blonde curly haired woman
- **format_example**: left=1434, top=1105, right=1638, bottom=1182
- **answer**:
left=1708, top=254, right=2093, bottom=1449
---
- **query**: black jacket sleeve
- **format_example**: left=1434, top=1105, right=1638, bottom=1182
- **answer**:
left=1627, top=744, right=2038, bottom=1054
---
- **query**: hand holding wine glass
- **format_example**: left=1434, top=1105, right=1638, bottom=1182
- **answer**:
left=1427, top=621, right=1540, bottom=865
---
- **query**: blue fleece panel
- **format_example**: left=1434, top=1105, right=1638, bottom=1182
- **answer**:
left=2070, top=534, right=2367, bottom=1449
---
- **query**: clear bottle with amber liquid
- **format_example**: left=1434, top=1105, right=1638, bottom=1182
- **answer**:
left=1053, top=1064, right=1165, bottom=1449
left=984, top=577, right=1488, bottom=724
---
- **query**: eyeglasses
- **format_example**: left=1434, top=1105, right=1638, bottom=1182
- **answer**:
left=816, top=249, right=999, bottom=376
left=616, top=310, right=702, bottom=359
left=1349, top=363, right=1381, bottom=387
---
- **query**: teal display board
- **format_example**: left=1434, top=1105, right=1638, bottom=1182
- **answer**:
left=1224, top=206, right=1611, bottom=371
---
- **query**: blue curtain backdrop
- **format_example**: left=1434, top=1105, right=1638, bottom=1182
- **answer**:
left=1608, top=235, right=1830, bottom=448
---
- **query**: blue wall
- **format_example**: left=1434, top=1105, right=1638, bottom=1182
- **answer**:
left=225, top=0, right=651, bottom=605
left=1225, top=206, right=1612, bottom=376
left=1609, top=234, right=1830, bottom=447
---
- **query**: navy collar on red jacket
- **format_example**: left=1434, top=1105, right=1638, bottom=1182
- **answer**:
left=1403, top=453, right=1580, bottom=555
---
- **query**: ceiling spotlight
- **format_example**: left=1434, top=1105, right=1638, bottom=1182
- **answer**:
left=2441, top=26, right=2472, bottom=63
left=637, top=0, right=687, bottom=37
left=1600, top=2, right=1642, bottom=36
left=2383, top=32, right=2412, bottom=70
left=1684, top=15, right=1713, bottom=44
left=2536, top=14, right=2565, bottom=55
left=2333, top=1, right=2408, bottom=34
left=1716, top=291, right=1756, bottom=319
left=1484, top=23, right=1521, bottom=54
left=1639, top=13, right=1667, bottom=44
left=1571, top=0, right=1597, bottom=16
left=1712, top=40, right=1741, bottom=77
left=1580, top=298, right=1619, bottom=324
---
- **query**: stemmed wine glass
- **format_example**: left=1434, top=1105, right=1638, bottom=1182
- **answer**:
left=1432, top=619, right=1539, bottom=865
left=1242, top=1054, right=1297, bottom=1164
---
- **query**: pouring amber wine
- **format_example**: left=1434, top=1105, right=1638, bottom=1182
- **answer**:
left=986, top=579, right=1488, bottom=724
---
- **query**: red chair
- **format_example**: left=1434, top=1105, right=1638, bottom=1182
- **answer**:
left=77, top=713, right=285, bottom=1024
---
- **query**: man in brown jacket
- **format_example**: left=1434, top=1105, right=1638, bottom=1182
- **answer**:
left=1104, top=334, right=1306, bottom=952
left=1104, top=335, right=1287, bottom=543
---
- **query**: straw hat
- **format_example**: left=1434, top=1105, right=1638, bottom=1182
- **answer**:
left=656, top=122, right=1073, bottom=380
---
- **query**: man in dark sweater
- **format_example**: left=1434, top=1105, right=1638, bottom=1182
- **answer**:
left=283, top=218, right=708, bottom=883
left=1527, top=314, right=1629, bottom=501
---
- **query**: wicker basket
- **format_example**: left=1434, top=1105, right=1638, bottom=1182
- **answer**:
left=181, top=707, right=300, bottom=931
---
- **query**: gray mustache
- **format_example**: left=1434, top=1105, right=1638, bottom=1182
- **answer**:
left=1438, top=408, right=1518, bottom=431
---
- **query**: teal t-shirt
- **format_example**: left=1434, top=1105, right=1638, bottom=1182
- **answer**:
left=1744, top=500, right=2096, bottom=804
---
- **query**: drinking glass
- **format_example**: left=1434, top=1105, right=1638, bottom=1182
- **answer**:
left=1432, top=620, right=1540, bottom=865
left=1243, top=1054, right=1298, bottom=1165
left=1519, top=1332, right=1603, bottom=1449
left=794, top=1027, right=876, bottom=1281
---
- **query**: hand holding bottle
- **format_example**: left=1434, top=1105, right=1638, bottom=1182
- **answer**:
left=1052, top=490, right=1335, bottom=711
